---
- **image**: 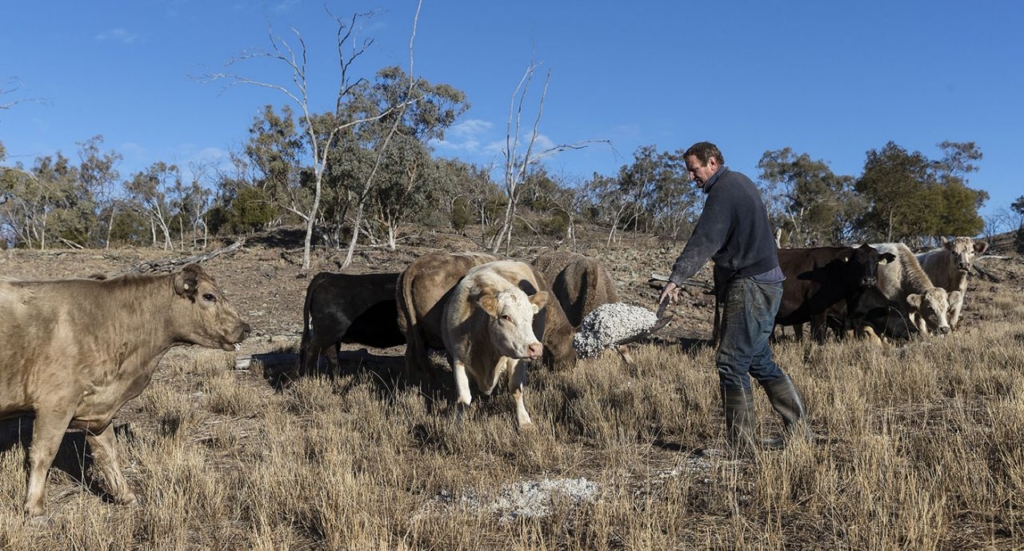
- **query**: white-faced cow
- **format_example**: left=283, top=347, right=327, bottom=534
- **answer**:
left=531, top=250, right=619, bottom=328
left=915, top=237, right=988, bottom=330
left=298, top=272, right=406, bottom=375
left=774, top=244, right=896, bottom=342
left=442, top=260, right=548, bottom=429
left=871, top=243, right=959, bottom=335
left=396, top=252, right=575, bottom=376
left=0, top=264, right=250, bottom=518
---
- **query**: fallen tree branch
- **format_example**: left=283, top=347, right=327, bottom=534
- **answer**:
left=121, top=239, right=246, bottom=275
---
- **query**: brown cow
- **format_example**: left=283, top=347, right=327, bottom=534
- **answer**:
left=915, top=237, right=988, bottom=330
left=0, top=264, right=250, bottom=518
left=442, top=260, right=548, bottom=428
left=531, top=250, right=619, bottom=328
left=396, top=252, right=575, bottom=375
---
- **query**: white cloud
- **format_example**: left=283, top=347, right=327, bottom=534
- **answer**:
left=431, top=118, right=492, bottom=153
left=95, top=28, right=138, bottom=44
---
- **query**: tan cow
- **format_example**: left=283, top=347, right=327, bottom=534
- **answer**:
left=442, top=260, right=548, bottom=428
left=396, top=252, right=575, bottom=375
left=531, top=250, right=619, bottom=328
left=871, top=243, right=959, bottom=335
left=0, top=264, right=250, bottom=518
left=916, top=237, right=988, bottom=330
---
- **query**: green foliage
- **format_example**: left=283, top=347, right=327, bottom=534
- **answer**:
left=538, top=210, right=570, bottom=238
left=228, top=186, right=276, bottom=234
left=855, top=141, right=989, bottom=242
left=758, top=147, right=862, bottom=245
left=450, top=196, right=473, bottom=231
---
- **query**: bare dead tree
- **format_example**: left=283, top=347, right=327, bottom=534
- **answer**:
left=203, top=3, right=422, bottom=272
left=490, top=62, right=609, bottom=255
left=340, top=3, right=420, bottom=269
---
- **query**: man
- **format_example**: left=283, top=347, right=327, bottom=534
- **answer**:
left=658, top=141, right=811, bottom=455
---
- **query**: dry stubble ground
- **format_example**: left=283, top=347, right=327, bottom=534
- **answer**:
left=1, top=226, right=1023, bottom=549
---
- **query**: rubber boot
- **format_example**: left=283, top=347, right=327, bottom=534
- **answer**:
left=761, top=375, right=812, bottom=448
left=721, top=386, right=757, bottom=457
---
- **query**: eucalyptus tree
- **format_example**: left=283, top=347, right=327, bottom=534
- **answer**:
left=856, top=141, right=987, bottom=244
left=757, top=148, right=861, bottom=246
left=855, top=142, right=943, bottom=243
left=124, top=162, right=179, bottom=250
left=330, top=64, right=469, bottom=262
left=932, top=141, right=987, bottom=238
left=76, top=135, right=122, bottom=248
left=206, top=5, right=425, bottom=271
left=489, top=61, right=609, bottom=255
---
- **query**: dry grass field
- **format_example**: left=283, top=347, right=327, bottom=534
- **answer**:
left=1, top=227, right=1022, bottom=550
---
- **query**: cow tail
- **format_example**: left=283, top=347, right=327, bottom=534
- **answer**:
left=298, top=276, right=317, bottom=374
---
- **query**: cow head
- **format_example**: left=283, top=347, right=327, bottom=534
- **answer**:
left=906, top=287, right=954, bottom=335
left=943, top=237, right=989, bottom=273
left=173, top=264, right=251, bottom=350
left=476, top=288, right=547, bottom=360
left=849, top=243, right=897, bottom=289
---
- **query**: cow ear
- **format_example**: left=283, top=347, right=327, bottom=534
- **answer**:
left=943, top=238, right=954, bottom=250
left=975, top=241, right=989, bottom=254
left=174, top=264, right=202, bottom=299
left=529, top=291, right=549, bottom=313
left=879, top=253, right=896, bottom=265
left=906, top=293, right=922, bottom=310
left=477, top=294, right=499, bottom=317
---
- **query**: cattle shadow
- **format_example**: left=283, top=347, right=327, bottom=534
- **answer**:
left=256, top=348, right=456, bottom=409
left=0, top=417, right=131, bottom=503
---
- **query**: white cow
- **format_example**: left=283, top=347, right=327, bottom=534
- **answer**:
left=442, top=260, right=548, bottom=429
left=916, top=237, right=988, bottom=330
left=871, top=243, right=959, bottom=335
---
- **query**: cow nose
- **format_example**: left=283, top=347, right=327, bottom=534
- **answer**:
left=862, top=276, right=876, bottom=287
left=241, top=322, right=252, bottom=339
left=526, top=342, right=543, bottom=359
left=937, top=326, right=950, bottom=335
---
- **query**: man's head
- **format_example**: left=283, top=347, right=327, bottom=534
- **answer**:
left=683, top=141, right=724, bottom=187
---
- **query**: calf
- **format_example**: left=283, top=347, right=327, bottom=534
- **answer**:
left=442, top=260, right=548, bottom=429
left=774, top=244, right=895, bottom=342
left=0, top=264, right=250, bottom=518
left=531, top=250, right=619, bottom=328
left=916, top=237, right=988, bottom=330
left=872, top=243, right=959, bottom=335
left=298, top=272, right=406, bottom=375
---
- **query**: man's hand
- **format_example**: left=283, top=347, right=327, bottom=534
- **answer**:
left=658, top=281, right=680, bottom=314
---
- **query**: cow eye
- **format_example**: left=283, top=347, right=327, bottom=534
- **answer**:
left=202, top=293, right=217, bottom=303
left=500, top=314, right=512, bottom=322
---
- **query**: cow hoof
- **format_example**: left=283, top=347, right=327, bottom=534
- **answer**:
left=114, top=492, right=139, bottom=506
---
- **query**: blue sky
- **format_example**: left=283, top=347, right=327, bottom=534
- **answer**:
left=2, top=1, right=1022, bottom=225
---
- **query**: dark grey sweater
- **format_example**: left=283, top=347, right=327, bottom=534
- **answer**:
left=668, top=167, right=780, bottom=288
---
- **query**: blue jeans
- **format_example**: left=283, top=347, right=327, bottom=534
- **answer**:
left=717, top=278, right=786, bottom=390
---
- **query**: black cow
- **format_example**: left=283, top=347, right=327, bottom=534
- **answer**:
left=299, top=272, right=406, bottom=375
left=775, top=244, right=896, bottom=342
left=821, top=286, right=917, bottom=345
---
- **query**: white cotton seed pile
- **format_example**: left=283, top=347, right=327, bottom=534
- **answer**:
left=573, top=302, right=660, bottom=359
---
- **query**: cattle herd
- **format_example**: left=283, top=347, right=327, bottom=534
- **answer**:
left=0, top=237, right=988, bottom=518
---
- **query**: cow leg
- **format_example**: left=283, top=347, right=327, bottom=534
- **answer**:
left=452, top=358, right=473, bottom=413
left=86, top=425, right=137, bottom=506
left=949, top=294, right=964, bottom=330
left=507, top=358, right=533, bottom=429
left=24, top=407, right=76, bottom=518
left=910, top=311, right=929, bottom=335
